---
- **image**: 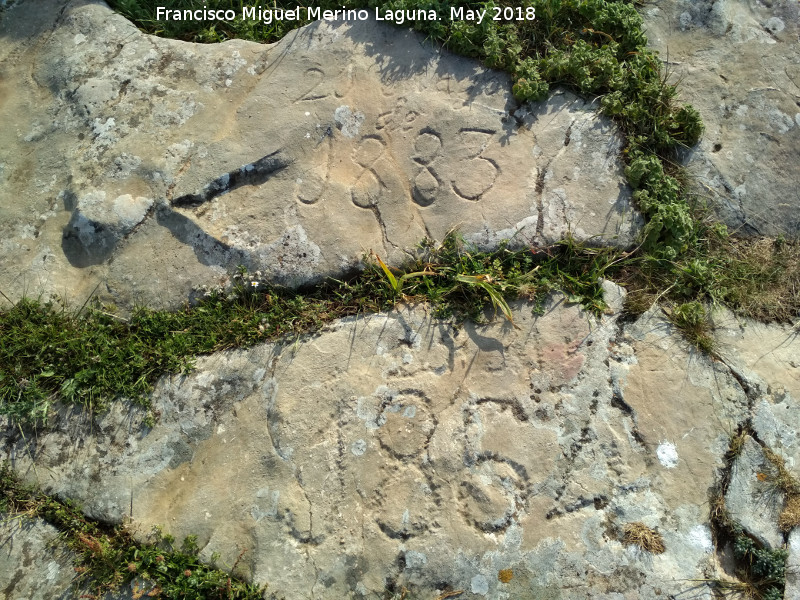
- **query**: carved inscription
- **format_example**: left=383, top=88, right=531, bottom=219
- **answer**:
left=411, top=131, right=442, bottom=206
left=450, top=128, right=499, bottom=201
left=294, top=68, right=327, bottom=103
left=293, top=73, right=504, bottom=210
left=351, top=136, right=387, bottom=208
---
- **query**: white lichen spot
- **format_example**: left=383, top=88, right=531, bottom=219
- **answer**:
left=23, top=122, right=45, bottom=143
left=91, top=117, right=117, bottom=147
left=334, top=105, right=365, bottom=138
left=471, top=574, right=489, bottom=595
left=687, top=524, right=713, bottom=553
left=404, top=550, right=427, bottom=569
left=351, top=439, right=367, bottom=456
left=657, top=441, right=679, bottom=468
left=763, top=17, right=785, bottom=33
left=225, top=78, right=233, bottom=87
left=73, top=33, right=86, bottom=45
left=403, top=353, right=413, bottom=364
left=45, top=560, right=61, bottom=583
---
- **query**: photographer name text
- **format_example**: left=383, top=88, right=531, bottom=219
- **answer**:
left=156, top=6, right=536, bottom=26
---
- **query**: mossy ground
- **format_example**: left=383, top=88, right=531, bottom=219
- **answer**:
left=2, top=0, right=799, bottom=596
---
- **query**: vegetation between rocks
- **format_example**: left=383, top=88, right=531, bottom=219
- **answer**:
left=707, top=429, right=795, bottom=600
left=1, top=234, right=617, bottom=424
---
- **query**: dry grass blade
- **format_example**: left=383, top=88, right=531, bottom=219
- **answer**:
left=622, top=522, right=666, bottom=554
left=435, top=591, right=464, bottom=600
left=779, top=495, right=800, bottom=532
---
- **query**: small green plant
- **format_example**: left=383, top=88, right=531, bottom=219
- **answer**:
left=666, top=301, right=714, bottom=352
left=730, top=533, right=787, bottom=600
left=372, top=252, right=437, bottom=297
left=455, top=274, right=519, bottom=328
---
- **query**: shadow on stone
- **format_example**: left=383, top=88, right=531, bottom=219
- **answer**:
left=61, top=212, right=116, bottom=268
left=155, top=206, right=248, bottom=270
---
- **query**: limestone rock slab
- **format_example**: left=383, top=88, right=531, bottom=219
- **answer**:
left=725, top=437, right=784, bottom=549
left=3, top=292, right=752, bottom=599
left=0, top=0, right=639, bottom=310
left=643, top=0, right=800, bottom=236
left=0, top=516, right=77, bottom=600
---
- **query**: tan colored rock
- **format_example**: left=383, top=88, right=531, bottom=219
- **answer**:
left=643, top=0, right=800, bottom=236
left=4, top=291, right=746, bottom=599
left=614, top=307, right=749, bottom=509
left=0, top=0, right=639, bottom=311
left=725, top=437, right=785, bottom=549
left=713, top=309, right=800, bottom=471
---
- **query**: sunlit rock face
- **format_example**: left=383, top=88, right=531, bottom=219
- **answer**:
left=0, top=0, right=637, bottom=311
left=643, top=0, right=800, bottom=236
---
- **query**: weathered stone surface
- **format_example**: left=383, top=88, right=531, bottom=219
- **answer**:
left=787, top=528, right=800, bottom=600
left=63, top=192, right=154, bottom=265
left=2, top=1, right=800, bottom=597
left=643, top=0, right=800, bottom=236
left=4, top=290, right=761, bottom=599
left=0, top=516, right=77, bottom=599
left=712, top=309, right=800, bottom=471
left=725, top=437, right=784, bottom=549
left=0, top=0, right=639, bottom=311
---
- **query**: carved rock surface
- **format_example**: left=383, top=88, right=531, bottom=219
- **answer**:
left=0, top=0, right=638, bottom=310
left=643, top=0, right=800, bottom=236
left=4, top=288, right=765, bottom=599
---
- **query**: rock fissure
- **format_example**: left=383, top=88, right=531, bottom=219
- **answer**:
left=172, top=151, right=292, bottom=208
